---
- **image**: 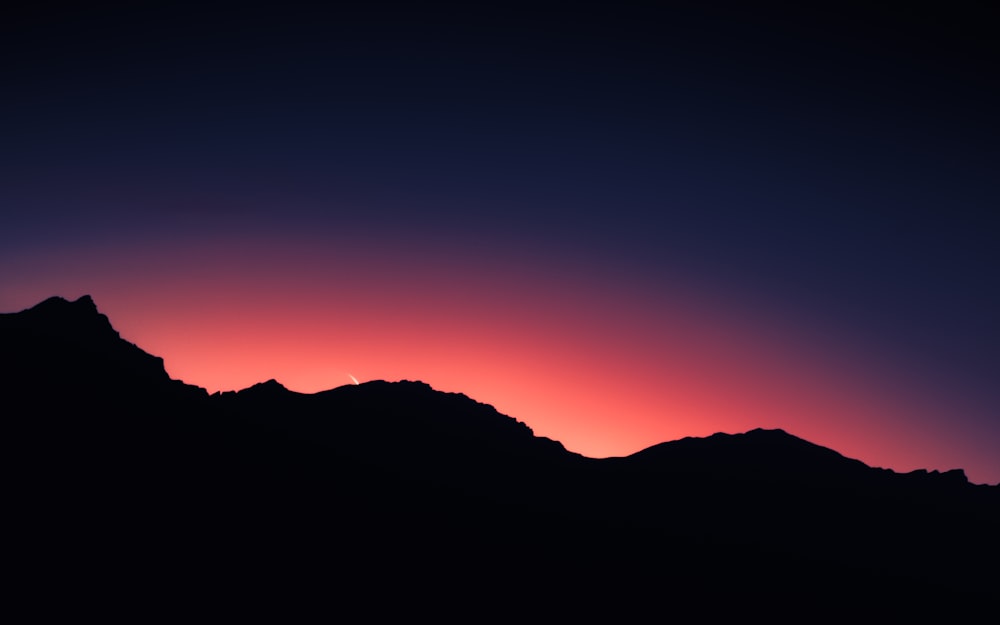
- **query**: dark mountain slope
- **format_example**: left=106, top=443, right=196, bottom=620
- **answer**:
left=3, top=295, right=997, bottom=619
left=601, top=427, right=998, bottom=600
left=2, top=294, right=204, bottom=400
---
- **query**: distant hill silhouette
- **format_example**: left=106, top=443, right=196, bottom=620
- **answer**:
left=3, top=295, right=997, bottom=619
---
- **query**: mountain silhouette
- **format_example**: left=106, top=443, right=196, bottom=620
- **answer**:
left=3, top=295, right=997, bottom=619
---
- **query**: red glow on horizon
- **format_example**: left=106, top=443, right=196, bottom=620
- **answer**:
left=4, top=231, right=998, bottom=485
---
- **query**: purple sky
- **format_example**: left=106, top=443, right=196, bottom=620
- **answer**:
left=2, top=3, right=998, bottom=483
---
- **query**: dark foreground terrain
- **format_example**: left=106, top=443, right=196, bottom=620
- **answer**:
left=4, top=296, right=997, bottom=619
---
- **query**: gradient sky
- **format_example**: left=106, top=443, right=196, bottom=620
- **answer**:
left=2, top=3, right=998, bottom=484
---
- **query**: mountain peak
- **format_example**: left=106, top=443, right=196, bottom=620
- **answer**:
left=1, top=294, right=210, bottom=400
left=627, top=426, right=870, bottom=482
left=17, top=294, right=120, bottom=340
left=73, top=293, right=96, bottom=308
left=32, top=294, right=96, bottom=310
left=248, top=379, right=290, bottom=392
left=745, top=427, right=790, bottom=436
left=229, top=378, right=297, bottom=399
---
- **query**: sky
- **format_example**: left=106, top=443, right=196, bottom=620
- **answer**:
left=2, top=3, right=998, bottom=484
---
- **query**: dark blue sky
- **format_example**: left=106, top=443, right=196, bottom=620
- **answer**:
left=3, top=3, right=998, bottom=480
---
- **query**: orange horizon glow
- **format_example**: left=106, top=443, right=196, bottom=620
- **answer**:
left=4, top=231, right=998, bottom=485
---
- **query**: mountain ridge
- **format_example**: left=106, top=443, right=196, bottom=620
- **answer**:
left=8, top=294, right=989, bottom=485
left=3, top=294, right=998, bottom=616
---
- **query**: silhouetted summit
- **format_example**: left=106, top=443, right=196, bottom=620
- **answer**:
left=3, top=296, right=997, bottom=618
left=3, top=294, right=203, bottom=402
left=233, top=377, right=295, bottom=397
